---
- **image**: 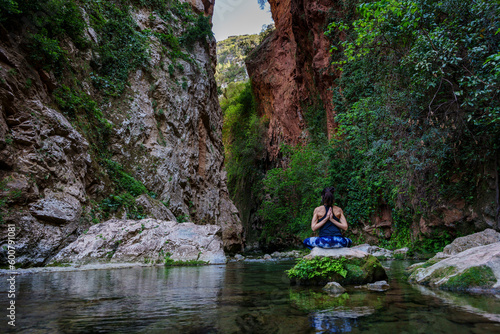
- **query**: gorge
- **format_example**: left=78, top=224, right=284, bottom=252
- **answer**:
left=0, top=0, right=500, bottom=332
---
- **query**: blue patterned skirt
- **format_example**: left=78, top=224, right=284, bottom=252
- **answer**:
left=303, top=236, right=352, bottom=249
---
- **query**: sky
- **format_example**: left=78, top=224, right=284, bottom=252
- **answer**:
left=212, top=0, right=274, bottom=42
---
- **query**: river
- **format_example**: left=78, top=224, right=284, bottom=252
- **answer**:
left=1, top=260, right=500, bottom=333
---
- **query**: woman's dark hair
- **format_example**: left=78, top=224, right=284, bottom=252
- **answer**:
left=321, top=186, right=335, bottom=207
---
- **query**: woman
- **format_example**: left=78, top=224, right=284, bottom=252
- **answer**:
left=303, top=186, right=352, bottom=249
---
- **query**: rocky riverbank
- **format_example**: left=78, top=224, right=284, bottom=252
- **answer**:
left=408, top=229, right=500, bottom=293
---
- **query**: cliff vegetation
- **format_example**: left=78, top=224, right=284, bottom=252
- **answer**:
left=0, top=0, right=243, bottom=266
left=223, top=0, right=500, bottom=253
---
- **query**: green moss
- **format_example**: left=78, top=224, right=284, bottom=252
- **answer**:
left=442, top=266, right=496, bottom=291
left=422, top=258, right=442, bottom=268
left=345, top=263, right=364, bottom=280
left=286, top=256, right=347, bottom=281
left=287, top=255, right=387, bottom=285
left=417, top=266, right=458, bottom=286
left=164, top=252, right=208, bottom=267
left=46, top=261, right=71, bottom=267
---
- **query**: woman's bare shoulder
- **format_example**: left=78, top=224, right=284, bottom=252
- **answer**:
left=314, top=206, right=326, bottom=214
left=332, top=206, right=344, bottom=213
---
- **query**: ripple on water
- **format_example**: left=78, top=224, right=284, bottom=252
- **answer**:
left=1, top=260, right=499, bottom=333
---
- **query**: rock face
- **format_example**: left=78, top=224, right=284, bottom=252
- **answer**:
left=408, top=241, right=500, bottom=292
left=246, top=0, right=339, bottom=160
left=438, top=228, right=500, bottom=257
left=52, top=218, right=227, bottom=265
left=0, top=1, right=243, bottom=267
left=290, top=247, right=388, bottom=285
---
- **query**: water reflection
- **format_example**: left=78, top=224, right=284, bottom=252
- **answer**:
left=414, top=284, right=500, bottom=323
left=3, top=265, right=226, bottom=333
left=1, top=261, right=499, bottom=333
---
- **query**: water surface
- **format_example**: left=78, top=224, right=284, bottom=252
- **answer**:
left=1, top=260, right=500, bottom=333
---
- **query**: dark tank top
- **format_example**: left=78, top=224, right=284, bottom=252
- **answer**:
left=319, top=205, right=342, bottom=237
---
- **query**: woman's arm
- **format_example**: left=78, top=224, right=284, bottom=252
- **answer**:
left=329, top=208, right=348, bottom=231
left=311, top=207, right=329, bottom=232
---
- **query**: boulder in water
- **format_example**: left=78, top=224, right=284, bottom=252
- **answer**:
left=51, top=218, right=227, bottom=265
left=408, top=241, right=500, bottom=292
left=323, top=282, right=346, bottom=294
left=436, top=228, right=500, bottom=258
left=288, top=247, right=387, bottom=286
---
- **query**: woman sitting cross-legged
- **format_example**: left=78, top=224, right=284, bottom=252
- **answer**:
left=303, top=186, right=352, bottom=249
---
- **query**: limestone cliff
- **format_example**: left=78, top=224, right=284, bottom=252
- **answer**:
left=0, top=0, right=243, bottom=267
left=246, top=0, right=338, bottom=160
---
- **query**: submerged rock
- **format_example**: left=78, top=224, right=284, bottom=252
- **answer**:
left=51, top=218, right=227, bottom=265
left=271, top=250, right=302, bottom=259
left=365, top=281, right=390, bottom=292
left=408, top=242, right=500, bottom=292
left=233, top=254, right=245, bottom=261
left=323, top=282, right=346, bottom=294
left=288, top=248, right=387, bottom=286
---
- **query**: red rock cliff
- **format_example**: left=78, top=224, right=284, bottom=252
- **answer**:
left=246, top=0, right=340, bottom=160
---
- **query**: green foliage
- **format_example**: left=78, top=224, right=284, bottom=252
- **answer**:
left=103, top=159, right=148, bottom=197
left=100, top=193, right=145, bottom=220
left=221, top=81, right=266, bottom=199
left=442, top=266, right=496, bottom=290
left=258, top=144, right=331, bottom=242
left=414, top=231, right=455, bottom=254
left=225, top=0, right=499, bottom=251
left=29, top=34, right=67, bottom=74
left=322, top=0, right=499, bottom=238
left=164, top=252, right=208, bottom=266
left=215, top=34, right=260, bottom=87
left=1, top=0, right=87, bottom=74
left=97, top=159, right=150, bottom=219
left=54, top=85, right=111, bottom=127
left=303, top=101, right=328, bottom=145
left=0, top=0, right=20, bottom=21
left=46, top=261, right=71, bottom=267
left=175, top=214, right=189, bottom=223
left=286, top=257, right=347, bottom=280
left=86, top=1, right=149, bottom=96
left=180, top=14, right=213, bottom=50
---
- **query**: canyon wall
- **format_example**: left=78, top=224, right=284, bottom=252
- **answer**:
left=246, top=0, right=338, bottom=161
left=244, top=0, right=498, bottom=247
left=0, top=0, right=243, bottom=267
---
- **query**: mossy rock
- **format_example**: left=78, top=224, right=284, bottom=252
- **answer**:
left=405, top=258, right=444, bottom=277
left=288, top=254, right=387, bottom=286
left=408, top=242, right=500, bottom=292
left=441, top=266, right=496, bottom=291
